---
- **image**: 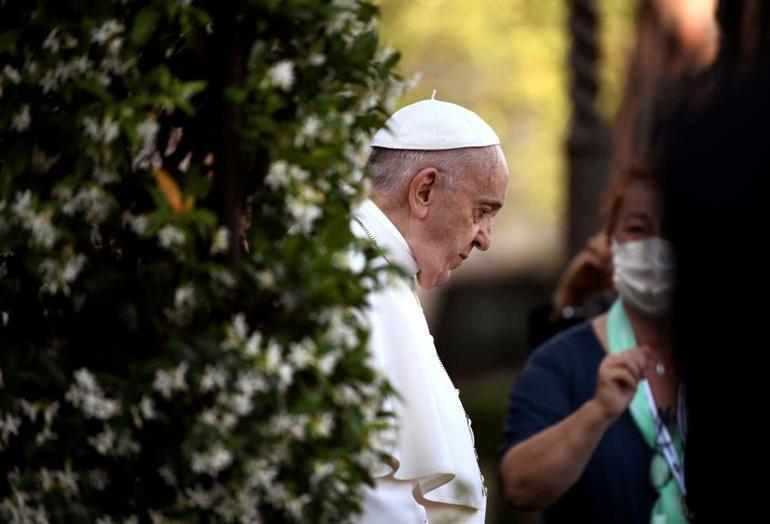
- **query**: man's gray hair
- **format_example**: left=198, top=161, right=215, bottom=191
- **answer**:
left=365, top=146, right=498, bottom=195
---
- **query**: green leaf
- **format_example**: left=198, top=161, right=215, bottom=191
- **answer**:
left=224, top=86, right=248, bottom=104
left=130, top=7, right=161, bottom=46
left=0, top=29, right=21, bottom=55
left=183, top=209, right=218, bottom=229
left=74, top=77, right=114, bottom=103
left=179, top=80, right=207, bottom=101
left=183, top=170, right=212, bottom=199
left=348, top=30, right=378, bottom=63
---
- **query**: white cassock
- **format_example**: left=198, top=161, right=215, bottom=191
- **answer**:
left=352, top=199, right=487, bottom=524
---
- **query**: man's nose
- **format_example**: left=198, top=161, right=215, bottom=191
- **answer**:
left=473, top=223, right=492, bottom=251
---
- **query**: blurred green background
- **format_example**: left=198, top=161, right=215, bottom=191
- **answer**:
left=376, top=1, right=636, bottom=522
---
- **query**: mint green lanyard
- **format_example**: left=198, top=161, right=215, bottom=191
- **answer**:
left=606, top=299, right=688, bottom=524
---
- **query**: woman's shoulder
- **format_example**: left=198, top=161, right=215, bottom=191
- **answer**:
left=527, top=321, right=605, bottom=372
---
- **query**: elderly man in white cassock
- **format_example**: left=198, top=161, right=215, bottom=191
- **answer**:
left=353, top=95, right=509, bottom=524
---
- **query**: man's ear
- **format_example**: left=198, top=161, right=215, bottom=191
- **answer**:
left=408, top=167, right=439, bottom=219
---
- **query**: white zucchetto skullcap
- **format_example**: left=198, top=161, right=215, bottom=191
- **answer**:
left=371, top=92, right=500, bottom=150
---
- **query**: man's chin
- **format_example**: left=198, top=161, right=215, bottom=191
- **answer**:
left=417, top=269, right=451, bottom=289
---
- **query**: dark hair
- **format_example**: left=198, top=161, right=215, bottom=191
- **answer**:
left=602, top=155, right=662, bottom=237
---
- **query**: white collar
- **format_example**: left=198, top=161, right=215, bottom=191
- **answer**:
left=353, top=198, right=419, bottom=277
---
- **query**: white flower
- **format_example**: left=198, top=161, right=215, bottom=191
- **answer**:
left=264, top=341, right=282, bottom=372
left=229, top=313, right=249, bottom=342
left=157, top=225, right=185, bottom=249
left=139, top=396, right=157, bottom=420
left=269, top=413, right=308, bottom=440
left=286, top=494, right=311, bottom=520
left=30, top=214, right=57, bottom=249
left=157, top=466, right=177, bottom=486
left=245, top=331, right=262, bottom=356
left=374, top=44, right=396, bottom=64
left=11, top=190, right=32, bottom=218
left=10, top=191, right=61, bottom=250
left=268, top=60, right=295, bottom=91
left=122, top=212, right=148, bottom=235
left=245, top=459, right=277, bottom=488
left=301, top=115, right=321, bottom=139
left=0, top=489, right=49, bottom=522
left=19, top=399, right=41, bottom=422
left=334, top=385, right=360, bottom=405
left=308, top=53, right=326, bottom=66
left=39, top=254, right=86, bottom=296
left=183, top=486, right=214, bottom=509
left=60, top=186, right=112, bottom=223
left=265, top=160, right=290, bottom=190
left=88, top=469, right=109, bottom=490
left=324, top=307, right=359, bottom=348
left=88, top=426, right=139, bottom=456
left=11, top=105, right=30, bottom=132
left=3, top=65, right=21, bottom=84
left=235, top=370, right=267, bottom=396
left=173, top=283, right=195, bottom=310
left=83, top=116, right=120, bottom=145
left=265, top=159, right=310, bottom=189
left=210, top=227, right=230, bottom=254
left=31, top=147, right=60, bottom=174
left=43, top=402, right=59, bottom=425
left=152, top=362, right=189, bottom=399
left=318, top=351, right=340, bottom=375
left=311, top=413, right=334, bottom=438
left=327, top=8, right=357, bottom=35
left=65, top=368, right=120, bottom=419
left=339, top=246, right=367, bottom=273
left=277, top=363, right=294, bottom=390
left=37, top=467, right=78, bottom=495
left=42, top=29, right=61, bottom=53
left=0, top=414, right=21, bottom=444
left=200, top=365, right=227, bottom=392
left=132, top=117, right=159, bottom=171
left=288, top=339, right=314, bottom=369
left=40, top=54, right=91, bottom=93
left=74, top=368, right=96, bottom=390
left=91, top=20, right=124, bottom=45
left=286, top=195, right=322, bottom=235
left=359, top=93, right=379, bottom=112
left=92, top=166, right=119, bottom=185
left=87, top=426, right=115, bottom=455
left=190, top=444, right=232, bottom=475
left=311, top=461, right=335, bottom=485
left=256, top=269, right=276, bottom=288
left=107, top=37, right=123, bottom=55
left=210, top=268, right=236, bottom=289
left=223, top=392, right=253, bottom=416
left=200, top=408, right=219, bottom=426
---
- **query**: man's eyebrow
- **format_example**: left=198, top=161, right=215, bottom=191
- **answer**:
left=477, top=199, right=503, bottom=210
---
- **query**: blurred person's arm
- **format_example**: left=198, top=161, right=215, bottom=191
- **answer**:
left=499, top=337, right=646, bottom=510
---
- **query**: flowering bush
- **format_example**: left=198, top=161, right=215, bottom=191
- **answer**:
left=0, top=1, right=415, bottom=522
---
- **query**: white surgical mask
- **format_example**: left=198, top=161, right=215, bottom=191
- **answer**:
left=611, top=236, right=676, bottom=316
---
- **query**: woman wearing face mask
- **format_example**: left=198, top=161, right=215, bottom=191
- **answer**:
left=498, top=160, right=687, bottom=524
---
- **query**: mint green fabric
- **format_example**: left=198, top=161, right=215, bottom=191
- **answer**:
left=607, top=299, right=687, bottom=524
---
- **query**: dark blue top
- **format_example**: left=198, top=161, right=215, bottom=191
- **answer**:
left=501, top=322, right=656, bottom=524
